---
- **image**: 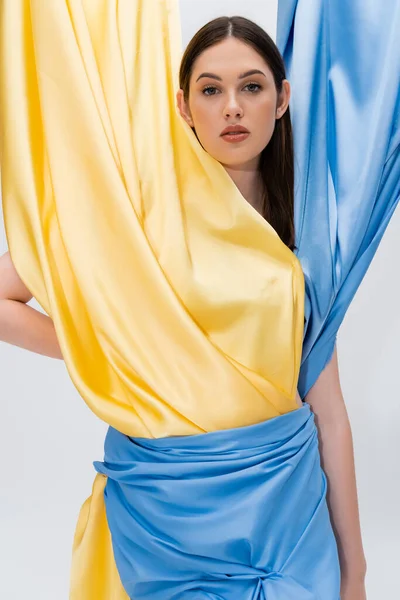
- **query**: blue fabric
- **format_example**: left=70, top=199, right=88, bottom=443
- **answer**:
left=95, top=402, right=340, bottom=599
left=278, top=0, right=400, bottom=398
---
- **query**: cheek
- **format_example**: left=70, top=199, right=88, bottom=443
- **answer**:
left=191, top=103, right=217, bottom=136
left=189, top=104, right=223, bottom=154
left=253, top=100, right=277, bottom=145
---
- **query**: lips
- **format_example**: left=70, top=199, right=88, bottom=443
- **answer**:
left=220, top=125, right=250, bottom=136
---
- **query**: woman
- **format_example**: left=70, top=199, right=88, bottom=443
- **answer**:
left=1, top=1, right=398, bottom=598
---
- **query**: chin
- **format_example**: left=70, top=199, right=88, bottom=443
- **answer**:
left=216, top=151, right=262, bottom=169
left=199, top=135, right=263, bottom=167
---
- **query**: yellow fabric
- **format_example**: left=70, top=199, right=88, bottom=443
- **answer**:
left=0, top=1, right=305, bottom=597
left=70, top=474, right=128, bottom=600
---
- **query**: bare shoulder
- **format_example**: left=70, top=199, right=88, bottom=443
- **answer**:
left=0, top=251, right=33, bottom=303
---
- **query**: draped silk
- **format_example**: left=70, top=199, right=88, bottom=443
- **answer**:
left=0, top=2, right=305, bottom=598
left=0, top=0, right=303, bottom=440
left=278, top=0, right=400, bottom=397
left=2, top=1, right=398, bottom=598
left=93, top=403, right=340, bottom=599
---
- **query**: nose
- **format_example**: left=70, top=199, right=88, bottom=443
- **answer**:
left=224, top=94, right=244, bottom=119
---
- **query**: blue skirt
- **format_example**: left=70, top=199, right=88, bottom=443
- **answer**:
left=94, top=402, right=341, bottom=599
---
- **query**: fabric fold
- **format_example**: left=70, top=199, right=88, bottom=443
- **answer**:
left=277, top=0, right=400, bottom=397
left=0, top=0, right=304, bottom=440
left=93, top=403, right=340, bottom=599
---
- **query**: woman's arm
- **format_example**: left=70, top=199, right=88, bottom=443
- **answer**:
left=305, top=345, right=367, bottom=585
left=0, top=251, right=63, bottom=359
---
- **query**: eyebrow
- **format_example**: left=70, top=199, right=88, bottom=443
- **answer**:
left=195, top=69, right=266, bottom=82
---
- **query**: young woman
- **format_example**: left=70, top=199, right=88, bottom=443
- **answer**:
left=1, top=2, right=398, bottom=599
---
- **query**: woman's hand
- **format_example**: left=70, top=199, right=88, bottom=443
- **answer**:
left=340, top=575, right=367, bottom=600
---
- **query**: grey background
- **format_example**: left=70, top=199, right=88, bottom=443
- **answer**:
left=0, top=1, right=398, bottom=597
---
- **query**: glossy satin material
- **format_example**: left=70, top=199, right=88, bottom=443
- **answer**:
left=0, top=2, right=305, bottom=597
left=278, top=0, right=400, bottom=397
left=0, top=0, right=304, bottom=441
left=2, top=0, right=397, bottom=597
left=94, top=402, right=340, bottom=599
left=70, top=474, right=128, bottom=600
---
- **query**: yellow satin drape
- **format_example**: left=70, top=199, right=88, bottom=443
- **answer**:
left=70, top=474, right=128, bottom=600
left=0, top=1, right=304, bottom=597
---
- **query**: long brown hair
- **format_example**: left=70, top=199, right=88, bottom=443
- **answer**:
left=179, top=16, right=296, bottom=251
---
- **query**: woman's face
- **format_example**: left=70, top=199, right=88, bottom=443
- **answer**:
left=177, top=37, right=290, bottom=168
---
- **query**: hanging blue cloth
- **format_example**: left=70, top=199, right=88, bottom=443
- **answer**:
left=95, top=402, right=340, bottom=600
left=277, top=0, right=400, bottom=398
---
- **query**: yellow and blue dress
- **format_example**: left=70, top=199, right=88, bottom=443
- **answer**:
left=0, top=1, right=398, bottom=598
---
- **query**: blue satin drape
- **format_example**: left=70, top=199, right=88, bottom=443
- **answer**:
left=95, top=403, right=340, bottom=600
left=278, top=0, right=400, bottom=398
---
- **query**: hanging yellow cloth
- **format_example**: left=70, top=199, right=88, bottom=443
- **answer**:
left=0, top=1, right=304, bottom=597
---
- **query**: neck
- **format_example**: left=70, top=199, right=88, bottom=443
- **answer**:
left=222, top=157, right=263, bottom=213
